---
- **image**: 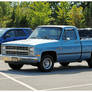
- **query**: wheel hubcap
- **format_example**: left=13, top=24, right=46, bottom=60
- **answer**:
left=43, top=58, right=52, bottom=70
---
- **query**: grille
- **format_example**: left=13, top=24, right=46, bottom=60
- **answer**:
left=5, top=46, right=29, bottom=56
left=6, top=46, right=28, bottom=50
left=6, top=51, right=28, bottom=56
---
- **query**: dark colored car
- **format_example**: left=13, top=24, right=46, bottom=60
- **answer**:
left=0, top=28, right=32, bottom=53
left=78, top=28, right=92, bottom=39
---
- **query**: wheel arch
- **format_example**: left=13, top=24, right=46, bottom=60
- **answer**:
left=41, top=51, right=57, bottom=62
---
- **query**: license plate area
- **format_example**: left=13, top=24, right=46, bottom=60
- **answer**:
left=12, top=57, right=18, bottom=62
left=3, top=57, right=19, bottom=62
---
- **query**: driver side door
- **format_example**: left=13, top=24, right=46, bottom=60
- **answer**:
left=60, top=28, right=81, bottom=61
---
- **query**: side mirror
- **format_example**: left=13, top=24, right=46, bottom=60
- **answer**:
left=66, top=37, right=70, bottom=40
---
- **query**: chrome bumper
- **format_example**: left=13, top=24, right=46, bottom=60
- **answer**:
left=0, top=55, right=39, bottom=64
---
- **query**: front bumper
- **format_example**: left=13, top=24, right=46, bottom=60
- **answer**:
left=0, top=55, right=39, bottom=64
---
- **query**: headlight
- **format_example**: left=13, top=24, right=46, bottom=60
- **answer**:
left=2, top=46, right=5, bottom=50
left=1, top=46, right=6, bottom=54
left=29, top=47, right=34, bottom=56
left=29, top=47, right=34, bottom=52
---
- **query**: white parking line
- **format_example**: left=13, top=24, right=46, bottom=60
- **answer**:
left=0, top=77, right=10, bottom=80
left=0, top=76, right=35, bottom=80
left=0, top=72, right=37, bottom=91
left=14, top=75, right=37, bottom=79
left=44, top=84, right=92, bottom=91
left=0, top=75, right=40, bottom=81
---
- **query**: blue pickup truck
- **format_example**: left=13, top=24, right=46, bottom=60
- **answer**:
left=0, top=28, right=32, bottom=53
left=1, top=25, right=92, bottom=72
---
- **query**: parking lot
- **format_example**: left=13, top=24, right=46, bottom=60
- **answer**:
left=0, top=60, right=92, bottom=91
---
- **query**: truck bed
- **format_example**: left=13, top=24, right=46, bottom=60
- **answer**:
left=81, top=38, right=92, bottom=40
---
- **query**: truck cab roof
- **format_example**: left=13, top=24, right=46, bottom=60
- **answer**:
left=38, top=25, right=76, bottom=28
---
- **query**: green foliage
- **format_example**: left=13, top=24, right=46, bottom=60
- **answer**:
left=0, top=2, right=12, bottom=27
left=84, top=3, right=92, bottom=27
left=49, top=2, right=59, bottom=24
left=67, top=5, right=85, bottom=27
left=14, top=2, right=28, bottom=27
left=8, top=2, right=29, bottom=27
left=0, top=2, right=92, bottom=28
left=26, top=2, right=52, bottom=29
left=56, top=2, right=70, bottom=25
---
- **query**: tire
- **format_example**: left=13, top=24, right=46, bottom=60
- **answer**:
left=87, top=59, right=92, bottom=68
left=38, top=55, right=54, bottom=72
left=60, top=62, right=69, bottom=67
left=8, top=63, right=23, bottom=70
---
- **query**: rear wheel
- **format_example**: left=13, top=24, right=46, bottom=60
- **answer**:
left=60, top=62, right=69, bottom=67
left=8, top=63, right=23, bottom=70
left=38, top=55, right=54, bottom=72
left=87, top=59, right=92, bottom=68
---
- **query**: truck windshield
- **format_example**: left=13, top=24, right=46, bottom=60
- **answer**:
left=0, top=29, right=7, bottom=37
left=29, top=27, right=62, bottom=40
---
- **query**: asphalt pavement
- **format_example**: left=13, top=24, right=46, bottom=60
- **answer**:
left=0, top=60, right=92, bottom=91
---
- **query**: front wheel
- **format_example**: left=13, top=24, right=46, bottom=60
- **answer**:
left=8, top=63, right=23, bottom=70
left=60, top=62, right=69, bottom=67
left=38, top=55, right=54, bottom=72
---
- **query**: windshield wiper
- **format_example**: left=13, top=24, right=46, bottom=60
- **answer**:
left=30, top=37, right=54, bottom=40
left=30, top=37, right=37, bottom=39
left=30, top=37, right=42, bottom=39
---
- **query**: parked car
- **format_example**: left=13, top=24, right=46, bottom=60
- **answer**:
left=1, top=25, right=92, bottom=72
left=0, top=28, right=32, bottom=53
left=78, top=28, right=92, bottom=39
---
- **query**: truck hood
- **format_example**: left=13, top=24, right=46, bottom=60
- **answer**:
left=2, top=39, right=58, bottom=46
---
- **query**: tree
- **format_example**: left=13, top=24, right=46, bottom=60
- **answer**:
left=0, top=1, right=92, bottom=28
left=26, top=2, right=53, bottom=29
left=12, top=2, right=29, bottom=27
left=67, top=5, right=85, bottom=27
left=49, top=2, right=59, bottom=24
left=84, top=2, right=92, bottom=27
left=56, top=2, right=71, bottom=25
left=0, top=2, right=12, bottom=27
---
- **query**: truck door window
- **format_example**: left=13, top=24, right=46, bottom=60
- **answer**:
left=62, top=29, right=77, bottom=40
left=15, top=29, right=26, bottom=37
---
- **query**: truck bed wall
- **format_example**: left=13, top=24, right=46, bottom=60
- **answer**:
left=81, top=39, right=92, bottom=60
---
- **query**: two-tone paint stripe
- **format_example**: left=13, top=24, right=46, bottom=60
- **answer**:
left=57, top=51, right=90, bottom=55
